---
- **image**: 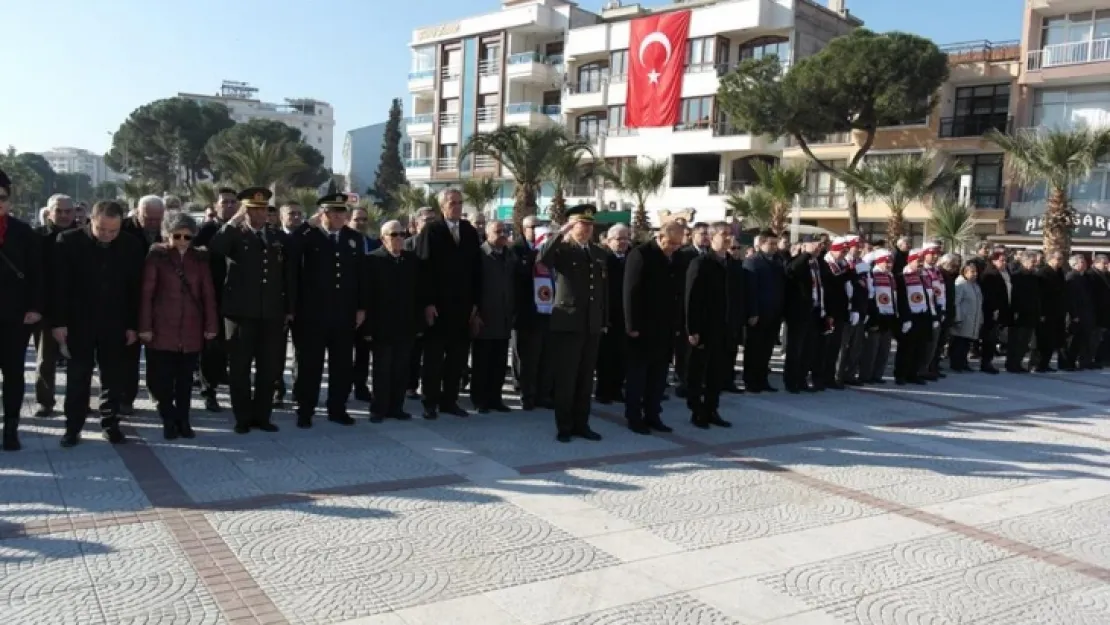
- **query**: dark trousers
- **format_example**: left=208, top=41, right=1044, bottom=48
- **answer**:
left=147, top=350, right=199, bottom=425
left=274, top=327, right=298, bottom=401
left=931, top=325, right=951, bottom=373
left=408, top=336, right=423, bottom=391
left=513, top=326, right=552, bottom=406
left=894, top=320, right=928, bottom=381
left=744, top=317, right=780, bottom=389
left=1, top=322, right=31, bottom=423
left=199, top=323, right=228, bottom=399
left=980, top=321, right=1000, bottom=370
left=372, top=340, right=412, bottom=417
left=550, top=331, right=600, bottom=435
left=225, top=317, right=286, bottom=427
left=421, top=330, right=469, bottom=410
left=1065, top=322, right=1094, bottom=368
left=724, top=333, right=742, bottom=388
left=671, top=333, right=689, bottom=389
left=1033, top=317, right=1065, bottom=369
left=819, top=322, right=844, bottom=386
left=625, top=352, right=669, bottom=426
left=121, top=342, right=141, bottom=406
left=784, top=313, right=819, bottom=389
left=860, top=327, right=893, bottom=381
left=687, top=340, right=726, bottom=415
left=471, top=338, right=509, bottom=408
left=294, top=321, right=355, bottom=416
left=595, top=330, right=626, bottom=400
left=33, top=323, right=60, bottom=408
left=64, top=333, right=126, bottom=434
left=1006, top=325, right=1034, bottom=370
left=353, top=337, right=371, bottom=393
left=949, top=335, right=973, bottom=370
left=837, top=323, right=864, bottom=383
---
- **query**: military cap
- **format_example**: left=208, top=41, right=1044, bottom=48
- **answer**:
left=217, top=186, right=237, bottom=196
left=0, top=168, right=10, bottom=195
left=316, top=193, right=350, bottom=211
left=566, top=203, right=596, bottom=223
left=237, top=187, right=273, bottom=208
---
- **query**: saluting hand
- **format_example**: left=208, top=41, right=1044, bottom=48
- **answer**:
left=125, top=330, right=138, bottom=346
left=23, top=312, right=41, bottom=325
left=355, top=310, right=366, bottom=328
left=688, top=334, right=700, bottom=346
left=138, top=331, right=153, bottom=343
left=424, top=305, right=438, bottom=326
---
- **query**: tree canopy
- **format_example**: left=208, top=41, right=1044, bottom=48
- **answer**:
left=0, top=147, right=45, bottom=216
left=205, top=118, right=329, bottom=189
left=373, top=98, right=408, bottom=212
left=15, top=153, right=55, bottom=198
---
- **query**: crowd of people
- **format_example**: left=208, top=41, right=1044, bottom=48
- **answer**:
left=0, top=166, right=1107, bottom=453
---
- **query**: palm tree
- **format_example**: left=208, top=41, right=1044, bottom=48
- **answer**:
left=459, top=126, right=593, bottom=232
left=987, top=126, right=1110, bottom=256
left=191, top=181, right=220, bottom=208
left=461, top=177, right=500, bottom=220
left=545, top=149, right=594, bottom=226
left=750, top=160, right=806, bottom=238
left=222, top=139, right=304, bottom=190
left=600, top=158, right=668, bottom=241
left=284, top=188, right=320, bottom=213
left=927, top=195, right=977, bottom=254
left=840, top=150, right=964, bottom=241
left=121, top=179, right=160, bottom=209
left=392, top=184, right=439, bottom=215
left=726, top=187, right=775, bottom=230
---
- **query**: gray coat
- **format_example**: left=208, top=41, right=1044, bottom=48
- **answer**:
left=476, top=242, right=516, bottom=340
left=951, top=276, right=984, bottom=339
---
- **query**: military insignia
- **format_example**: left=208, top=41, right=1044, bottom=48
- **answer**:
left=253, top=191, right=266, bottom=202
left=877, top=293, right=891, bottom=306
left=348, top=239, right=357, bottom=249
left=910, top=292, right=925, bottom=304
left=537, top=285, right=553, bottom=302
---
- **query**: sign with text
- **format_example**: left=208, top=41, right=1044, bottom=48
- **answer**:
left=1023, top=211, right=1110, bottom=238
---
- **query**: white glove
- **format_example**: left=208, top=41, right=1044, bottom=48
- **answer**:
left=932, top=321, right=939, bottom=329
left=862, top=315, right=869, bottom=325
left=850, top=312, right=859, bottom=326
left=901, top=321, right=912, bottom=334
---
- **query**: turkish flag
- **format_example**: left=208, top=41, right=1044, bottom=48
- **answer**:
left=626, top=10, right=691, bottom=128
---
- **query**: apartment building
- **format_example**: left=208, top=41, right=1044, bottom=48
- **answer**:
left=404, top=0, right=859, bottom=221
left=781, top=39, right=1021, bottom=244
left=1002, top=0, right=1110, bottom=248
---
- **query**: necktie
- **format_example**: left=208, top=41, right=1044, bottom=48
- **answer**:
left=450, top=223, right=459, bottom=243
left=331, top=232, right=339, bottom=246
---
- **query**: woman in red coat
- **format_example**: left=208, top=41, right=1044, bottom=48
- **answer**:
left=138, top=212, right=217, bottom=439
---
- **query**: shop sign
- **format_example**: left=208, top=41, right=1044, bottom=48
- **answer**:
left=1023, top=211, right=1110, bottom=238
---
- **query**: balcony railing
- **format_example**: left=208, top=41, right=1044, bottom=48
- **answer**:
left=506, top=102, right=539, bottom=115
left=439, top=112, right=460, bottom=126
left=574, top=131, right=603, bottom=143
left=408, top=69, right=435, bottom=81
left=1027, top=38, right=1110, bottom=71
left=478, top=60, right=500, bottom=76
left=436, top=158, right=458, bottom=171
left=708, top=181, right=747, bottom=195
left=568, top=81, right=604, bottom=94
left=938, top=114, right=1010, bottom=138
left=713, top=121, right=746, bottom=137
left=564, top=183, right=597, bottom=197
left=507, top=51, right=564, bottom=66
left=405, top=114, right=434, bottom=125
left=473, top=155, right=498, bottom=170
left=674, top=119, right=712, bottom=132
left=546, top=54, right=564, bottom=66
left=968, top=188, right=1004, bottom=209
left=799, top=192, right=848, bottom=209
left=607, top=126, right=637, bottom=137
left=543, top=104, right=561, bottom=116
left=939, top=40, right=1021, bottom=64
left=783, top=132, right=853, bottom=147
left=404, top=158, right=431, bottom=168
left=441, top=66, right=461, bottom=80
left=476, top=106, right=498, bottom=123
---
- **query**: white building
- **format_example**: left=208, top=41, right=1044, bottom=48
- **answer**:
left=342, top=119, right=410, bottom=196
left=404, top=0, right=858, bottom=222
left=180, top=81, right=336, bottom=169
left=38, top=147, right=119, bottom=186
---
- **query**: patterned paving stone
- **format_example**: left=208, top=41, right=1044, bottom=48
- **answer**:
left=544, top=593, right=744, bottom=625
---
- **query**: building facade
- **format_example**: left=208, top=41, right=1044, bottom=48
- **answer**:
left=180, top=81, right=336, bottom=169
left=404, top=0, right=859, bottom=222
left=38, top=147, right=119, bottom=186
left=342, top=121, right=411, bottom=196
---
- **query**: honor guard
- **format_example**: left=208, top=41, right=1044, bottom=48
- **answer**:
left=291, top=193, right=369, bottom=427
left=207, top=187, right=299, bottom=434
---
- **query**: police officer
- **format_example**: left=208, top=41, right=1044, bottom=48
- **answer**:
left=207, top=188, right=299, bottom=434
left=291, top=194, right=368, bottom=427
left=536, top=204, right=608, bottom=443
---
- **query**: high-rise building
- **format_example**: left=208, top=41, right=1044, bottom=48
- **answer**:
left=404, top=0, right=860, bottom=221
left=179, top=81, right=336, bottom=169
left=38, top=147, right=122, bottom=186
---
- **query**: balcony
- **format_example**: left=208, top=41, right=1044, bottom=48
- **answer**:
left=674, top=120, right=713, bottom=133
left=404, top=158, right=432, bottom=179
left=940, top=40, right=1021, bottom=64
left=407, top=69, right=435, bottom=92
left=938, top=114, right=1011, bottom=138
left=506, top=52, right=561, bottom=84
left=441, top=66, right=462, bottom=81
left=472, top=155, right=498, bottom=171
left=783, top=132, right=853, bottom=147
left=439, top=112, right=460, bottom=127
left=405, top=114, right=434, bottom=135
left=478, top=59, right=500, bottom=77
left=708, top=181, right=747, bottom=195
left=436, top=158, right=458, bottom=172
left=563, top=80, right=605, bottom=111
left=476, top=106, right=499, bottom=125
left=799, top=192, right=848, bottom=209
left=505, top=103, right=560, bottom=127
left=1027, top=38, right=1110, bottom=71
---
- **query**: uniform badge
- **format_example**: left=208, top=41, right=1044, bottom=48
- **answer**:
left=877, top=293, right=891, bottom=306
left=349, top=239, right=357, bottom=248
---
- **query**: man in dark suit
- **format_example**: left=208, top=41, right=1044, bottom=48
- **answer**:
left=742, top=231, right=785, bottom=392
left=510, top=215, right=554, bottom=410
left=783, top=239, right=828, bottom=393
left=979, top=251, right=1011, bottom=374
left=1007, top=250, right=1042, bottom=373
left=0, top=169, right=44, bottom=451
left=623, top=221, right=686, bottom=435
left=350, top=206, right=382, bottom=402
left=31, top=193, right=76, bottom=418
left=723, top=240, right=749, bottom=392
left=52, top=200, right=144, bottom=447
left=192, top=187, right=239, bottom=412
left=669, top=222, right=708, bottom=397
left=538, top=205, right=608, bottom=442
left=684, top=222, right=734, bottom=429
left=291, top=194, right=368, bottom=427
left=207, top=188, right=299, bottom=433
left=1033, top=252, right=1067, bottom=371
left=413, top=189, right=482, bottom=419
left=404, top=208, right=436, bottom=399
left=595, top=223, right=631, bottom=404
left=118, top=194, right=166, bottom=415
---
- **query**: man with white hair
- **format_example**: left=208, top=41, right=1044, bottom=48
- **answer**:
left=123, top=195, right=166, bottom=248
left=31, top=194, right=77, bottom=417
left=595, top=223, right=631, bottom=404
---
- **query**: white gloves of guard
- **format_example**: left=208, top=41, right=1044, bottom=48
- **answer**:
left=850, top=312, right=859, bottom=326
left=901, top=321, right=912, bottom=334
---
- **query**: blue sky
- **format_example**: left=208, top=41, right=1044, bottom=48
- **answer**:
left=1, top=0, right=1024, bottom=168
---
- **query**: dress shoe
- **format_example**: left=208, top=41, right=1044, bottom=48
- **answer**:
left=163, top=423, right=179, bottom=441
left=981, top=366, right=1000, bottom=374
left=786, top=386, right=801, bottom=394
left=296, top=415, right=313, bottom=429
left=556, top=433, right=573, bottom=443
left=575, top=428, right=603, bottom=441
left=205, top=397, right=223, bottom=413
left=707, top=413, right=732, bottom=428
left=104, top=427, right=126, bottom=444
left=178, top=423, right=196, bottom=439
left=2, top=429, right=21, bottom=451
left=422, top=408, right=439, bottom=420
left=910, top=378, right=927, bottom=385
left=256, top=423, right=280, bottom=433
left=406, top=390, right=421, bottom=400
left=394, top=411, right=413, bottom=421
left=521, top=400, right=536, bottom=411
left=843, top=379, right=863, bottom=386
left=328, top=413, right=356, bottom=426
left=233, top=424, right=250, bottom=434
left=477, top=407, right=491, bottom=414
left=440, top=404, right=469, bottom=418
left=33, top=405, right=53, bottom=418
left=763, top=385, right=779, bottom=393
left=60, top=432, right=80, bottom=448
left=646, top=420, right=673, bottom=434
left=627, top=421, right=651, bottom=435
left=690, top=414, right=710, bottom=430
left=828, top=382, right=846, bottom=390
left=369, top=414, right=385, bottom=424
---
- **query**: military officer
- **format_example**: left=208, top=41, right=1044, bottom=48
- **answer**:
left=207, top=188, right=299, bottom=434
left=291, top=194, right=368, bottom=427
left=536, top=204, right=608, bottom=443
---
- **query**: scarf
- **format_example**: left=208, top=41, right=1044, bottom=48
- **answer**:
left=922, top=263, right=945, bottom=310
left=809, top=257, right=825, bottom=316
left=902, top=267, right=930, bottom=315
left=871, top=268, right=896, bottom=315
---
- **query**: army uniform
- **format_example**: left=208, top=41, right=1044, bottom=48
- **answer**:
left=291, top=194, right=369, bottom=427
left=207, top=188, right=299, bottom=433
left=536, top=205, right=609, bottom=442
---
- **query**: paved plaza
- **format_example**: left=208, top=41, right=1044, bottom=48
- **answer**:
left=2, top=354, right=1110, bottom=625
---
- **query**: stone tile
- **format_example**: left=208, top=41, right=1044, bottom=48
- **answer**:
left=543, top=593, right=748, bottom=625
left=689, top=579, right=815, bottom=624
left=484, top=564, right=675, bottom=623
left=387, top=594, right=524, bottom=625
left=0, top=587, right=105, bottom=625
left=582, top=529, right=684, bottom=562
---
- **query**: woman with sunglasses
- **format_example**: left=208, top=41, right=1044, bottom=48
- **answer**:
left=138, top=212, right=218, bottom=439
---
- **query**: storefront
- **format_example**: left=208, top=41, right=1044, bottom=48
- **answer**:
left=989, top=210, right=1110, bottom=253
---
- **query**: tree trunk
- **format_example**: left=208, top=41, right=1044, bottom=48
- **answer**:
left=1043, top=187, right=1072, bottom=257
left=548, top=188, right=568, bottom=226
left=886, top=209, right=905, bottom=242
left=632, top=203, right=651, bottom=242
left=512, top=184, right=538, bottom=235
left=847, top=187, right=860, bottom=233
left=770, top=201, right=788, bottom=238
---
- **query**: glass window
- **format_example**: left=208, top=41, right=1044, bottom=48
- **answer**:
left=1032, top=85, right=1110, bottom=129
left=952, top=154, right=1004, bottom=208
left=438, top=144, right=458, bottom=159
left=480, top=42, right=500, bottom=62
left=443, top=48, right=462, bottom=70
left=402, top=143, right=413, bottom=160
left=412, top=46, right=435, bottom=71
left=576, top=61, right=608, bottom=93
left=441, top=98, right=460, bottom=113
left=678, top=96, right=713, bottom=128
left=610, top=49, right=629, bottom=79
left=575, top=113, right=607, bottom=139
left=608, top=105, right=627, bottom=130
left=738, top=36, right=790, bottom=64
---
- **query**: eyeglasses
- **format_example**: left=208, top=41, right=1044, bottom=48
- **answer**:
left=729, top=247, right=741, bottom=252
left=0, top=194, right=9, bottom=202
left=172, top=233, right=193, bottom=241
left=385, top=232, right=405, bottom=238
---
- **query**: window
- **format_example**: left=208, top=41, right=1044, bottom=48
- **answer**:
left=685, top=37, right=715, bottom=68
left=803, top=160, right=847, bottom=208
left=442, top=48, right=462, bottom=75
left=575, top=112, right=607, bottom=139
left=1026, top=163, right=1110, bottom=202
left=542, top=90, right=561, bottom=107
left=951, top=153, right=1004, bottom=208
left=576, top=61, right=608, bottom=93
left=440, top=98, right=460, bottom=114
left=402, top=143, right=413, bottom=160
left=678, top=96, right=713, bottom=130
left=479, top=41, right=500, bottom=62
left=1033, top=84, right=1110, bottom=130
left=479, top=93, right=499, bottom=108
left=1038, top=11, right=1110, bottom=66
left=610, top=49, right=629, bottom=80
left=438, top=144, right=458, bottom=159
left=608, top=105, right=627, bottom=132
left=412, top=45, right=436, bottom=71
left=739, top=36, right=790, bottom=64
left=943, top=84, right=1010, bottom=137
left=716, top=37, right=731, bottom=67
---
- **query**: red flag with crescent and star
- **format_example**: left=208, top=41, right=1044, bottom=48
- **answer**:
left=626, top=10, right=692, bottom=128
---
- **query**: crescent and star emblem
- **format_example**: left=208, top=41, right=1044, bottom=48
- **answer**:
left=638, top=31, right=673, bottom=85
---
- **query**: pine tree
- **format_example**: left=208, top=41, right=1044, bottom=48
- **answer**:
left=373, top=98, right=408, bottom=212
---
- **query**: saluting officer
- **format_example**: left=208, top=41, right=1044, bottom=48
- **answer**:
left=207, top=188, right=299, bottom=434
left=537, top=204, right=608, bottom=443
left=291, top=194, right=368, bottom=428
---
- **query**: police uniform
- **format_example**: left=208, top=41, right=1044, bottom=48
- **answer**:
left=207, top=188, right=299, bottom=433
left=291, top=194, right=368, bottom=427
left=536, top=205, right=609, bottom=442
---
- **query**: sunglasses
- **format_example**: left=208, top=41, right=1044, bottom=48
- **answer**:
left=172, top=233, right=193, bottom=241
left=385, top=232, right=405, bottom=238
left=0, top=194, right=9, bottom=201
left=730, top=247, right=741, bottom=251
